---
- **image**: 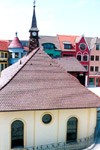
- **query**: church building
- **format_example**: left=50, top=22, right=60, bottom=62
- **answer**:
left=0, top=2, right=100, bottom=150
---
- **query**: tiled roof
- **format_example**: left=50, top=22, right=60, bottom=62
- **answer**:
left=8, top=36, right=23, bottom=48
left=39, top=36, right=61, bottom=50
left=57, top=35, right=79, bottom=51
left=54, top=57, right=87, bottom=72
left=0, top=48, right=100, bottom=111
left=0, top=40, right=8, bottom=51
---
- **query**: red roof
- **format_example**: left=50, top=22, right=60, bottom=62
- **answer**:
left=57, top=35, right=79, bottom=51
left=8, top=37, right=23, bottom=48
left=0, top=40, right=8, bottom=51
left=0, top=48, right=100, bottom=112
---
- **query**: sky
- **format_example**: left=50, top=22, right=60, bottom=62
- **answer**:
left=0, top=0, right=100, bottom=40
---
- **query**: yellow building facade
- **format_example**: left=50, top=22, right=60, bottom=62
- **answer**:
left=0, top=41, right=9, bottom=75
left=0, top=51, right=8, bottom=72
left=0, top=108, right=97, bottom=150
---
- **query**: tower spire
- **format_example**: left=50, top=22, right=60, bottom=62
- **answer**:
left=30, top=0, right=38, bottom=31
left=28, top=0, right=39, bottom=53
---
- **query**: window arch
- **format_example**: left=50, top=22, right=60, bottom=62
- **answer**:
left=11, top=120, right=24, bottom=148
left=67, top=117, right=78, bottom=143
left=77, top=55, right=82, bottom=61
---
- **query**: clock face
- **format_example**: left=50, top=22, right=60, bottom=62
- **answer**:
left=32, top=32, right=37, bottom=36
left=79, top=43, right=86, bottom=51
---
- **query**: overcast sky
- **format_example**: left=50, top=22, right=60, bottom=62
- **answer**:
left=0, top=0, right=100, bottom=40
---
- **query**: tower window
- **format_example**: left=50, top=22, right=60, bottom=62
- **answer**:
left=15, top=52, right=19, bottom=58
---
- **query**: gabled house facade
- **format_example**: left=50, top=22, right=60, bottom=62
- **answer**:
left=58, top=35, right=90, bottom=86
left=89, top=37, right=100, bottom=87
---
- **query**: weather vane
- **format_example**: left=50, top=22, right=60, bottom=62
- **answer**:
left=33, top=0, right=36, bottom=7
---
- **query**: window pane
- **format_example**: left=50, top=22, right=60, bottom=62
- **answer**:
left=21, top=53, right=23, bottom=58
left=96, top=45, right=99, bottom=50
left=1, top=64, right=3, bottom=71
left=90, top=66, right=94, bottom=71
left=89, top=78, right=94, bottom=85
left=9, top=52, right=12, bottom=58
left=96, top=56, right=99, bottom=61
left=11, top=120, right=24, bottom=148
left=77, top=55, right=81, bottom=61
left=15, top=53, right=19, bottom=58
left=5, top=53, right=7, bottom=58
left=42, top=114, right=52, bottom=124
left=95, top=66, right=99, bottom=72
left=91, top=55, right=94, bottom=61
left=43, top=43, right=54, bottom=49
left=5, top=64, right=7, bottom=68
left=64, top=44, right=71, bottom=49
left=1, top=53, right=4, bottom=58
left=67, top=117, right=77, bottom=143
left=83, top=55, right=88, bottom=61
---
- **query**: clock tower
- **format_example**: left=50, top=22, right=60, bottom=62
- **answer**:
left=28, top=0, right=39, bottom=53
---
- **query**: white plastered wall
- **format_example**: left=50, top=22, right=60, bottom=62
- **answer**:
left=0, top=108, right=97, bottom=150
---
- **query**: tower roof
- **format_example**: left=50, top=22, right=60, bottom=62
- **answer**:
left=30, top=1, right=39, bottom=31
left=8, top=33, right=23, bottom=49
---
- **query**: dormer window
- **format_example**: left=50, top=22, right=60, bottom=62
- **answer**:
left=43, top=43, right=55, bottom=49
left=63, top=42, right=72, bottom=49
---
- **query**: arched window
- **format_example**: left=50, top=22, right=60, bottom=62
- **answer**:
left=83, top=55, right=88, bottom=61
left=77, top=55, right=81, bottom=61
left=11, top=120, right=24, bottom=148
left=67, top=117, right=78, bottom=143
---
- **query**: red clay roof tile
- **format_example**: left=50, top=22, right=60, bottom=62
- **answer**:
left=57, top=35, right=79, bottom=51
left=0, top=48, right=100, bottom=111
left=0, top=40, right=8, bottom=51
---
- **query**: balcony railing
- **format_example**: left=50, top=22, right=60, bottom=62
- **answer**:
left=27, top=134, right=94, bottom=150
